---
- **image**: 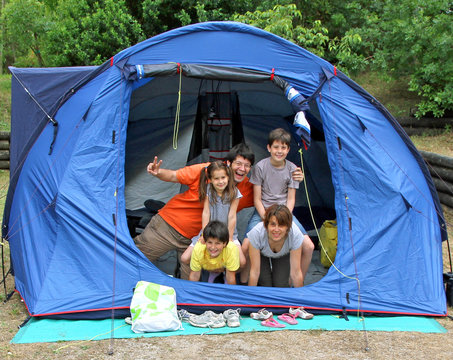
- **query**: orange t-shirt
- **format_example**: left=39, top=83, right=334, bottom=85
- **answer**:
left=158, top=163, right=254, bottom=239
left=237, top=177, right=254, bottom=211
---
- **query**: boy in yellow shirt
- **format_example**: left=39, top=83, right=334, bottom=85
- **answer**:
left=189, top=220, right=239, bottom=285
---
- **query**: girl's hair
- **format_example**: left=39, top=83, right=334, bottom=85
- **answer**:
left=263, top=204, right=293, bottom=231
left=199, top=161, right=236, bottom=204
left=203, top=220, right=229, bottom=244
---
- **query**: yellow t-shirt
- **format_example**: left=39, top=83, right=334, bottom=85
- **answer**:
left=190, top=242, right=239, bottom=272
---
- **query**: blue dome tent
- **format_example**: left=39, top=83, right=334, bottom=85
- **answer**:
left=4, top=22, right=447, bottom=318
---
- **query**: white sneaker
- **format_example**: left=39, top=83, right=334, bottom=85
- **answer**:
left=223, top=308, right=241, bottom=327
left=188, top=311, right=226, bottom=328
left=289, top=307, right=314, bottom=320
left=250, top=308, right=273, bottom=320
left=178, top=309, right=195, bottom=322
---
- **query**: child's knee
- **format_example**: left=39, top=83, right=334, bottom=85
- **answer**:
left=242, top=238, right=249, bottom=252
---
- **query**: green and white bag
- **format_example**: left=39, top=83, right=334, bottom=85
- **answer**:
left=129, top=281, right=182, bottom=333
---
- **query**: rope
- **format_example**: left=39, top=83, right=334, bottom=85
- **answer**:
left=55, top=323, right=128, bottom=352
left=108, top=71, right=126, bottom=356
left=298, top=148, right=359, bottom=285
left=312, top=79, right=368, bottom=351
left=173, top=65, right=182, bottom=150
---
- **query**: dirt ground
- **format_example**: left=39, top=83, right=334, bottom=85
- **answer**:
left=1, top=302, right=452, bottom=360
left=1, top=252, right=453, bottom=359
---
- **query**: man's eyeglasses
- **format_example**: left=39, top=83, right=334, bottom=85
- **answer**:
left=232, top=161, right=251, bottom=170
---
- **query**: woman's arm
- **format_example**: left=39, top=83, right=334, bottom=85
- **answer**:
left=286, top=188, right=296, bottom=212
left=289, top=247, right=303, bottom=287
left=227, top=198, right=239, bottom=242
left=248, top=244, right=261, bottom=286
left=253, top=184, right=266, bottom=219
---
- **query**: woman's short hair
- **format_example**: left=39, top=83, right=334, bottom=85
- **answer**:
left=263, top=204, right=293, bottom=229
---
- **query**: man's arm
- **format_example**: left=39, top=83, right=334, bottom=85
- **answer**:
left=147, top=156, right=178, bottom=183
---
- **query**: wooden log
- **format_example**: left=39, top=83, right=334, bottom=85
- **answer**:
left=437, top=191, right=453, bottom=209
left=432, top=177, right=453, bottom=195
left=398, top=117, right=453, bottom=128
left=420, top=150, right=453, bottom=170
left=0, top=140, right=9, bottom=150
left=429, top=165, right=453, bottom=183
left=0, top=131, right=10, bottom=140
left=0, top=150, right=9, bottom=160
left=0, top=160, right=9, bottom=170
left=403, top=127, right=442, bottom=136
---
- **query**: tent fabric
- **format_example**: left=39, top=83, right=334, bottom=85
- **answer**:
left=4, top=21, right=447, bottom=318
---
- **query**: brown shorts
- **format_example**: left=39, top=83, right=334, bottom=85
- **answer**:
left=134, top=214, right=192, bottom=280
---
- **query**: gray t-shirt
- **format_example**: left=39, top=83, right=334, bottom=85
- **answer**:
left=247, top=222, right=304, bottom=258
left=192, top=184, right=242, bottom=243
left=249, top=157, right=299, bottom=208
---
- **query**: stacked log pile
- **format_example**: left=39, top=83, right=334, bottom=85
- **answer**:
left=399, top=117, right=453, bottom=136
left=420, top=150, right=453, bottom=209
left=0, top=131, right=9, bottom=170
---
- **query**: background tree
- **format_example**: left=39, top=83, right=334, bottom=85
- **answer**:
left=45, top=0, right=144, bottom=66
left=1, top=0, right=49, bottom=67
left=233, top=3, right=365, bottom=71
left=350, top=0, right=453, bottom=117
left=1, top=0, right=451, bottom=117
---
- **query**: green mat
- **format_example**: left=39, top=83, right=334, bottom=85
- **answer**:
left=12, top=314, right=446, bottom=344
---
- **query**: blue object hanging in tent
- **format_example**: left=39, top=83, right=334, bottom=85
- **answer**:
left=285, top=85, right=311, bottom=148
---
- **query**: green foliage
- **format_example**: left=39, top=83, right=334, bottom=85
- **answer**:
left=0, top=75, right=11, bottom=131
left=45, top=0, right=144, bottom=66
left=233, top=3, right=366, bottom=70
left=234, top=4, right=330, bottom=57
left=1, top=0, right=451, bottom=117
left=141, top=0, right=266, bottom=37
left=353, top=0, right=453, bottom=117
left=1, top=0, right=49, bottom=67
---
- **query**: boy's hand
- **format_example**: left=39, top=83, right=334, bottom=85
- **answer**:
left=147, top=156, right=162, bottom=176
left=292, top=167, right=304, bottom=182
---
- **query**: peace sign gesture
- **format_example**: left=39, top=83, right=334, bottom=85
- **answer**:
left=147, top=156, right=162, bottom=176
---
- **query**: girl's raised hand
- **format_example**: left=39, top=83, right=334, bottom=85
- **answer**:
left=147, top=156, right=162, bottom=176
